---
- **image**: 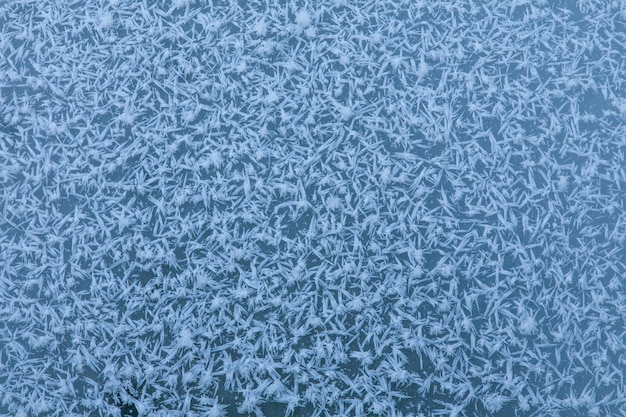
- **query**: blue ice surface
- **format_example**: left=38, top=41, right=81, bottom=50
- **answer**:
left=0, top=1, right=625, bottom=416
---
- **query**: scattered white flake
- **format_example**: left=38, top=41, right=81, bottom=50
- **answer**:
left=252, top=19, right=268, bottom=37
left=118, top=112, right=135, bottom=126
left=335, top=103, right=352, bottom=120
left=206, top=150, right=223, bottom=168
left=206, top=402, right=226, bottom=417
left=178, top=328, right=194, bottom=348
left=370, top=32, right=383, bottom=44
left=483, top=394, right=508, bottom=414
left=417, top=56, right=429, bottom=78
left=265, top=89, right=279, bottom=104
left=390, top=56, right=403, bottom=70
left=295, top=9, right=311, bottom=28
left=518, top=316, right=538, bottom=335
left=305, top=26, right=317, bottom=38
left=98, top=12, right=114, bottom=29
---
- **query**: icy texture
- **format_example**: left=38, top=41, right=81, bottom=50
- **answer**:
left=1, top=1, right=625, bottom=417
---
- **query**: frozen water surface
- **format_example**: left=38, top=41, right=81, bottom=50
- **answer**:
left=1, top=1, right=625, bottom=416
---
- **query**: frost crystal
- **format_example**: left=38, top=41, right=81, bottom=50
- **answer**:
left=295, top=10, right=311, bottom=28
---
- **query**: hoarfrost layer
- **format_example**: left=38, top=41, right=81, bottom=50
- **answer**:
left=1, top=1, right=625, bottom=417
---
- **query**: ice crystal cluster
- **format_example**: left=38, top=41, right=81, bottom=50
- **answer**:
left=1, top=1, right=625, bottom=417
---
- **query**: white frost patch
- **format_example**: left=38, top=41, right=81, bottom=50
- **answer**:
left=295, top=9, right=311, bottom=28
left=1, top=2, right=624, bottom=417
left=98, top=12, right=114, bottom=29
left=518, top=316, right=538, bottom=335
left=177, top=328, right=194, bottom=348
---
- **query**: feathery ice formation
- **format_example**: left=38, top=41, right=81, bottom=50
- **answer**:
left=0, top=1, right=625, bottom=416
